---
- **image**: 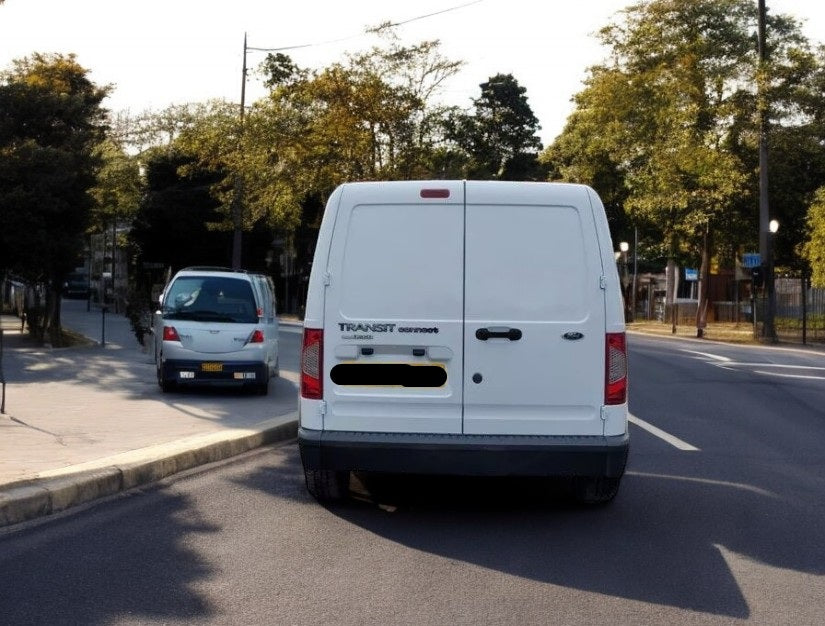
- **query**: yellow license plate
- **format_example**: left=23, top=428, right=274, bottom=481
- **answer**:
left=201, top=362, right=223, bottom=372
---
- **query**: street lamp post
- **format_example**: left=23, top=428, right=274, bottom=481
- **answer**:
left=765, top=219, right=779, bottom=342
left=632, top=227, right=638, bottom=320
left=230, top=33, right=248, bottom=270
left=619, top=241, right=630, bottom=321
left=757, top=0, right=775, bottom=343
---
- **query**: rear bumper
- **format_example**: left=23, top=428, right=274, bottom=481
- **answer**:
left=298, top=428, right=629, bottom=478
left=161, top=359, right=266, bottom=384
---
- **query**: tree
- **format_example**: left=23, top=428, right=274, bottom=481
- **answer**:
left=259, top=39, right=461, bottom=189
left=544, top=0, right=823, bottom=286
left=802, top=187, right=825, bottom=287
left=446, top=73, right=543, bottom=179
left=0, top=53, right=109, bottom=344
left=129, top=148, right=231, bottom=271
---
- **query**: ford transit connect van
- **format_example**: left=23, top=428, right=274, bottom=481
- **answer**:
left=154, top=267, right=279, bottom=394
left=298, top=181, right=628, bottom=503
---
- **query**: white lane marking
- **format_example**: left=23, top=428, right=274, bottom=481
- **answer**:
left=716, top=362, right=825, bottom=381
left=681, top=349, right=731, bottom=362
left=719, top=363, right=825, bottom=371
left=752, top=370, right=825, bottom=381
left=628, top=414, right=700, bottom=451
left=627, top=471, right=777, bottom=497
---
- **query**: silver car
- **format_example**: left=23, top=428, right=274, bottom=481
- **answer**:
left=154, top=268, right=279, bottom=394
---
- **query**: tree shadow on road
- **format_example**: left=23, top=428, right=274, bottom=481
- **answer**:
left=0, top=489, right=219, bottom=625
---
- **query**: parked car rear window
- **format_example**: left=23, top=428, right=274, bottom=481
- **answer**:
left=162, top=276, right=257, bottom=323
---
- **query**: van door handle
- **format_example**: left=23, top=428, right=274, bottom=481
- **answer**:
left=475, top=327, right=522, bottom=341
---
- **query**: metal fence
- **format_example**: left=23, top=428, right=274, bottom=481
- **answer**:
left=647, top=279, right=825, bottom=345
left=753, top=280, right=825, bottom=344
left=1, top=328, right=5, bottom=414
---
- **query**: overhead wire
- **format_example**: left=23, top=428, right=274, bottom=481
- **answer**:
left=246, top=0, right=484, bottom=53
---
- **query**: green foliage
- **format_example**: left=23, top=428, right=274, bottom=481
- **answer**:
left=0, top=53, right=109, bottom=343
left=260, top=53, right=305, bottom=89
left=90, top=138, right=142, bottom=235
left=446, top=73, right=543, bottom=179
left=543, top=0, right=825, bottom=270
left=129, top=148, right=231, bottom=270
left=802, top=187, right=825, bottom=287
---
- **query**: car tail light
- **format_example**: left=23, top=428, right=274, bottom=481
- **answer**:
left=301, top=328, right=323, bottom=399
left=605, top=332, right=628, bottom=405
left=163, top=326, right=180, bottom=342
left=247, top=329, right=265, bottom=344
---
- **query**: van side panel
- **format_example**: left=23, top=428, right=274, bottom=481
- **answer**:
left=585, top=188, right=628, bottom=437
left=300, top=186, right=343, bottom=431
left=587, top=187, right=626, bottom=333
left=322, top=181, right=465, bottom=434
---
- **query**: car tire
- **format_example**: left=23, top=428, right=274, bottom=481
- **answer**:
left=156, top=358, right=176, bottom=393
left=254, top=369, right=270, bottom=395
left=572, top=475, right=621, bottom=505
left=304, top=468, right=350, bottom=502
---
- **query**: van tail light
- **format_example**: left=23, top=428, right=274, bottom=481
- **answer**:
left=163, top=326, right=181, bottom=342
left=605, top=332, right=628, bottom=405
left=247, top=329, right=265, bottom=344
left=301, top=328, right=323, bottom=400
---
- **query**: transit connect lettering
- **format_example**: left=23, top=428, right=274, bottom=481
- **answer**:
left=338, top=323, right=396, bottom=333
left=337, top=322, right=440, bottom=335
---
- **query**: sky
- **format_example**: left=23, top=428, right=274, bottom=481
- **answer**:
left=2, top=0, right=824, bottom=145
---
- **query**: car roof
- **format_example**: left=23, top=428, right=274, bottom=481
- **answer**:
left=173, top=268, right=255, bottom=281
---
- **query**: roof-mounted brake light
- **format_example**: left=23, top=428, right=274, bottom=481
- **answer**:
left=420, top=188, right=450, bottom=199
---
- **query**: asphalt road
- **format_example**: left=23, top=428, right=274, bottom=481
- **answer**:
left=1, top=334, right=823, bottom=625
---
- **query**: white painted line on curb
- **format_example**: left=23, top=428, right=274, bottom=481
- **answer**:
left=629, top=414, right=700, bottom=451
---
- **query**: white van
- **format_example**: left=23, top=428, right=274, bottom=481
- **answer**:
left=298, top=181, right=628, bottom=503
left=154, top=267, right=279, bottom=394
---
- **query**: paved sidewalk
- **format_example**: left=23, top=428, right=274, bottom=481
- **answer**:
left=0, top=300, right=299, bottom=528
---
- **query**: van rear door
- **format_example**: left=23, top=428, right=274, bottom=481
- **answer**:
left=322, top=182, right=465, bottom=434
left=463, top=182, right=606, bottom=436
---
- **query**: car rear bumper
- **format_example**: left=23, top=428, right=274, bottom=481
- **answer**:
left=298, top=427, right=629, bottom=478
left=161, top=359, right=266, bottom=384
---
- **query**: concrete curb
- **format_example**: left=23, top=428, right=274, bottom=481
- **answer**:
left=0, top=417, right=298, bottom=529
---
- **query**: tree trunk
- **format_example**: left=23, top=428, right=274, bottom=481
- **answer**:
left=665, top=232, right=678, bottom=333
left=45, top=277, right=63, bottom=347
left=696, top=224, right=712, bottom=338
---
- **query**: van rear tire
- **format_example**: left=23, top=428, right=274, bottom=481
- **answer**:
left=304, top=469, right=350, bottom=502
left=573, top=475, right=621, bottom=505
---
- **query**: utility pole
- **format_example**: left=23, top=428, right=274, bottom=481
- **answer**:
left=231, top=33, right=248, bottom=270
left=757, top=0, right=777, bottom=342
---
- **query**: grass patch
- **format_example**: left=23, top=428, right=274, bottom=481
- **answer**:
left=58, top=328, right=96, bottom=348
left=628, top=321, right=759, bottom=344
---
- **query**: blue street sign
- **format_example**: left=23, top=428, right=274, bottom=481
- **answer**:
left=685, top=268, right=698, bottom=281
left=743, top=253, right=761, bottom=268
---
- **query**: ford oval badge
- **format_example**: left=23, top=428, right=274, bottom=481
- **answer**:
left=562, top=332, right=584, bottom=341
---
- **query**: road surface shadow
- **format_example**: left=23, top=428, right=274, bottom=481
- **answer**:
left=241, top=444, right=825, bottom=620
left=0, top=489, right=218, bottom=625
